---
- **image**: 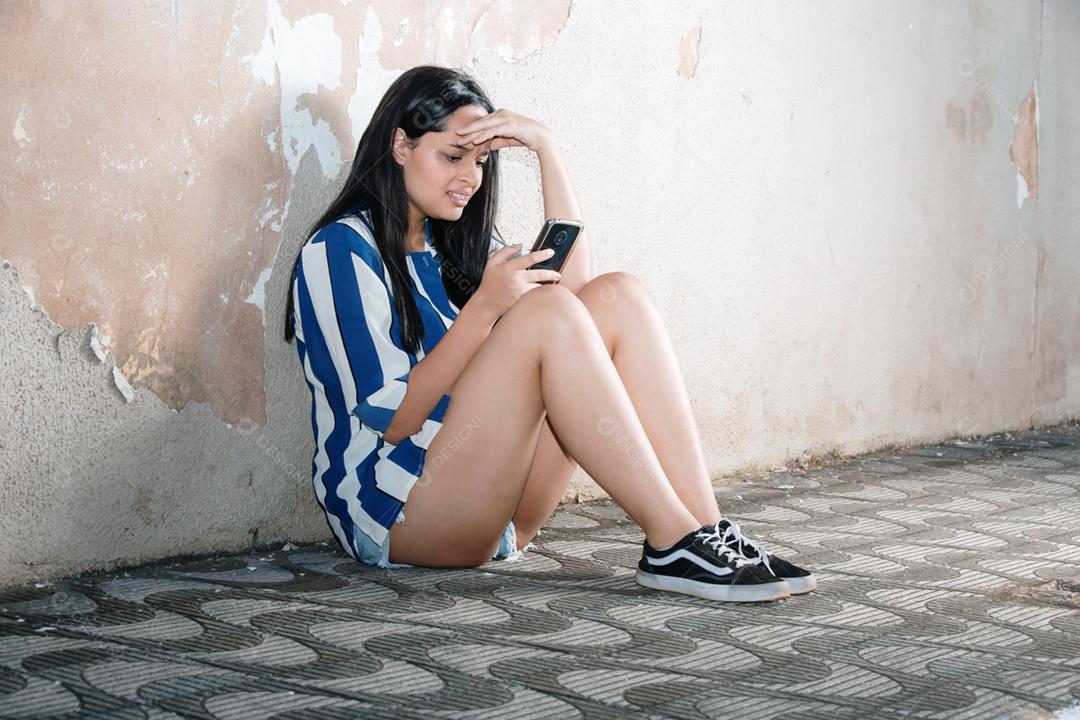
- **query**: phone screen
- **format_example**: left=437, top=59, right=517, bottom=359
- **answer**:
left=526, top=219, right=583, bottom=283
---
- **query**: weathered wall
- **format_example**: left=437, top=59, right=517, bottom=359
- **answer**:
left=1, top=0, right=1076, bottom=585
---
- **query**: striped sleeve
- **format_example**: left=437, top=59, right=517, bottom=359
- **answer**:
left=302, top=222, right=449, bottom=450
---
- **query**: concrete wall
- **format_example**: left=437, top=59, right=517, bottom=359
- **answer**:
left=1, top=0, right=1076, bottom=585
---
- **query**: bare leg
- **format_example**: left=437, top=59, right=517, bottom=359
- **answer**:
left=580, top=272, right=722, bottom=526
left=389, top=284, right=702, bottom=567
left=510, top=412, right=577, bottom=546
left=511, top=272, right=721, bottom=549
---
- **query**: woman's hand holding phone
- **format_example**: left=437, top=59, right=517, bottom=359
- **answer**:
left=474, top=244, right=561, bottom=320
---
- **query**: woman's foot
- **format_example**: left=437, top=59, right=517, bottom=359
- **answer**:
left=711, top=517, right=817, bottom=594
left=635, top=524, right=790, bottom=602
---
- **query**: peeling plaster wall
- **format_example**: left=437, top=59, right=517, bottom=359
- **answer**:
left=1, top=0, right=1077, bottom=584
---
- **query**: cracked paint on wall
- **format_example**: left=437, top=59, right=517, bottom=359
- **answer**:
left=0, top=0, right=572, bottom=428
left=1010, top=83, right=1040, bottom=209
left=677, top=24, right=702, bottom=79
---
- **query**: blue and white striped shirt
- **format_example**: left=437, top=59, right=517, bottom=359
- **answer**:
left=291, top=206, right=497, bottom=559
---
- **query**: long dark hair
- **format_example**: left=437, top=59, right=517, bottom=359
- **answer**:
left=283, top=64, right=502, bottom=355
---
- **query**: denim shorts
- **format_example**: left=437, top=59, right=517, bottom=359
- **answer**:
left=353, top=507, right=522, bottom=569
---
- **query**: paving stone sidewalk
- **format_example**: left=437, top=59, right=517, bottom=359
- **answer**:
left=2, top=424, right=1079, bottom=719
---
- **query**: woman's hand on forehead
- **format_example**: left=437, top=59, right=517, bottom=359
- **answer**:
left=454, top=109, right=553, bottom=154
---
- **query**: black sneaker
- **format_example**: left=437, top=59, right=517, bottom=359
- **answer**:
left=635, top=524, right=790, bottom=602
left=713, top=518, right=817, bottom=594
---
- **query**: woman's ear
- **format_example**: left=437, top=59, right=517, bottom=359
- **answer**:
left=391, top=128, right=409, bottom=167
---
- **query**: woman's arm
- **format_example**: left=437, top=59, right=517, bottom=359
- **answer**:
left=455, top=113, right=594, bottom=295
left=382, top=297, right=497, bottom=445
left=536, top=136, right=593, bottom=294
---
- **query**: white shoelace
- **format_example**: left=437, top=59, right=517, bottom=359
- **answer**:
left=693, top=527, right=752, bottom=568
left=715, top=519, right=774, bottom=573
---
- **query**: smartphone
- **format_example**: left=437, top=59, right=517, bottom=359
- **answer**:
left=523, top=218, right=584, bottom=284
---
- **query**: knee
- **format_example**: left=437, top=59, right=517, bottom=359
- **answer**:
left=576, top=272, right=656, bottom=323
left=503, top=282, right=591, bottom=329
left=579, top=271, right=650, bottom=304
left=517, top=282, right=580, bottom=306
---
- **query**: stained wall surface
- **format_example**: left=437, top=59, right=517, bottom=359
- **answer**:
left=1, top=0, right=1076, bottom=584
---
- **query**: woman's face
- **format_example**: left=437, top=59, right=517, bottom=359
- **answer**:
left=393, top=104, right=493, bottom=224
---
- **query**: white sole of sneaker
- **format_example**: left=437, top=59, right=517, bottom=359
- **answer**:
left=634, top=568, right=790, bottom=602
left=782, top=574, right=817, bottom=594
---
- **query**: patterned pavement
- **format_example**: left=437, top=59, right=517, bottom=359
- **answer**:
left=2, top=425, right=1079, bottom=719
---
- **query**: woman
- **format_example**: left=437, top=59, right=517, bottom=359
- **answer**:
left=284, top=65, right=815, bottom=603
